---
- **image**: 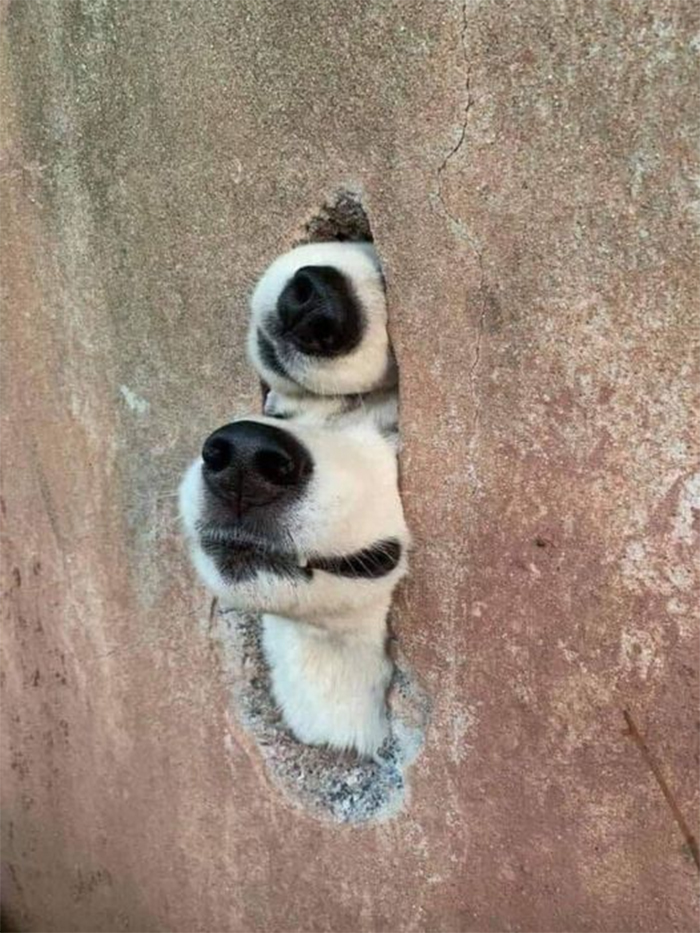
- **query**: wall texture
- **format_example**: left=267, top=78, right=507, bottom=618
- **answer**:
left=1, top=1, right=698, bottom=930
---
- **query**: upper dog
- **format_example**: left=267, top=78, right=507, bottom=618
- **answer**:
left=248, top=240, right=396, bottom=398
left=180, top=241, right=407, bottom=756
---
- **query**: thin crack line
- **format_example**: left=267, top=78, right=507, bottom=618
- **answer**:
left=435, top=0, right=473, bottom=231
left=432, top=0, right=482, bottom=260
left=436, top=70, right=473, bottom=228
left=623, top=709, right=700, bottom=873
left=433, top=0, right=488, bottom=499
left=469, top=254, right=487, bottom=381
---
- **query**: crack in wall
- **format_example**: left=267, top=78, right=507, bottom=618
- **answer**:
left=204, top=193, right=430, bottom=823
left=435, top=0, right=473, bottom=239
left=433, top=0, right=487, bottom=497
left=435, top=63, right=473, bottom=233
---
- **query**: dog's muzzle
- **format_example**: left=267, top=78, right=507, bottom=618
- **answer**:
left=276, top=265, right=363, bottom=358
left=201, top=420, right=312, bottom=519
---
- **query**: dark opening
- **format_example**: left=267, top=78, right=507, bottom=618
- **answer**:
left=301, top=190, right=373, bottom=244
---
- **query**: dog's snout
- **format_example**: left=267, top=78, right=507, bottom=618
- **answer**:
left=277, top=266, right=362, bottom=357
left=201, top=421, right=312, bottom=517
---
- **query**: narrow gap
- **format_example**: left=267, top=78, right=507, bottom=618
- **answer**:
left=210, top=191, right=429, bottom=823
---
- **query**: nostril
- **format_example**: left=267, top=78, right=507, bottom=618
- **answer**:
left=254, top=449, right=300, bottom=486
left=289, top=271, right=315, bottom=306
left=278, top=271, right=319, bottom=333
left=312, top=318, right=336, bottom=345
left=202, top=436, right=232, bottom=473
left=289, top=318, right=337, bottom=356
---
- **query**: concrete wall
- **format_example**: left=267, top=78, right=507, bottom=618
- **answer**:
left=1, top=1, right=698, bottom=930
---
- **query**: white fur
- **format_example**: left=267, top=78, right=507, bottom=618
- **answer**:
left=179, top=416, right=408, bottom=756
left=248, top=241, right=396, bottom=397
left=263, top=387, right=399, bottom=440
left=181, top=241, right=407, bottom=757
left=262, top=613, right=392, bottom=756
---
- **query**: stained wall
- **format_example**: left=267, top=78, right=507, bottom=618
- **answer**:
left=1, top=1, right=698, bottom=930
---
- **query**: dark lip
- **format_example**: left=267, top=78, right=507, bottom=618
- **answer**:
left=257, top=327, right=303, bottom=388
left=199, top=530, right=291, bottom=559
left=197, top=527, right=302, bottom=574
left=197, top=528, right=403, bottom=582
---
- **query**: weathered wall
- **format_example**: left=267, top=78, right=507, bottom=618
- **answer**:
left=1, top=1, right=698, bottom=930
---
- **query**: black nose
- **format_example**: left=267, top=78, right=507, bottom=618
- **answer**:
left=201, top=420, right=312, bottom=517
left=277, top=265, right=363, bottom=357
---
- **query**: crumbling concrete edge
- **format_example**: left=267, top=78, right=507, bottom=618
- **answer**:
left=209, top=607, right=430, bottom=825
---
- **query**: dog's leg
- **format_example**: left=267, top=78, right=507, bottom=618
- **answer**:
left=262, top=606, right=392, bottom=757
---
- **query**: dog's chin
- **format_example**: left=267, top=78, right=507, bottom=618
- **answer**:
left=197, top=529, right=308, bottom=583
left=251, top=325, right=395, bottom=398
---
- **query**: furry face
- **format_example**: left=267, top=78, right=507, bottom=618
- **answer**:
left=179, top=415, right=408, bottom=624
left=181, top=239, right=408, bottom=757
left=247, top=241, right=397, bottom=397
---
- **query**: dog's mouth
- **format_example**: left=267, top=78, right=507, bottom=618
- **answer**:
left=198, top=526, right=404, bottom=583
left=257, top=327, right=306, bottom=386
left=198, top=528, right=308, bottom=582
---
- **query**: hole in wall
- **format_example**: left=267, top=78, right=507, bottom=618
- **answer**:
left=209, top=190, right=429, bottom=823
left=298, top=189, right=374, bottom=244
left=214, top=609, right=429, bottom=824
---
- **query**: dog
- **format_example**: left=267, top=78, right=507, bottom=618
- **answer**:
left=248, top=241, right=396, bottom=397
left=180, top=241, right=408, bottom=756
